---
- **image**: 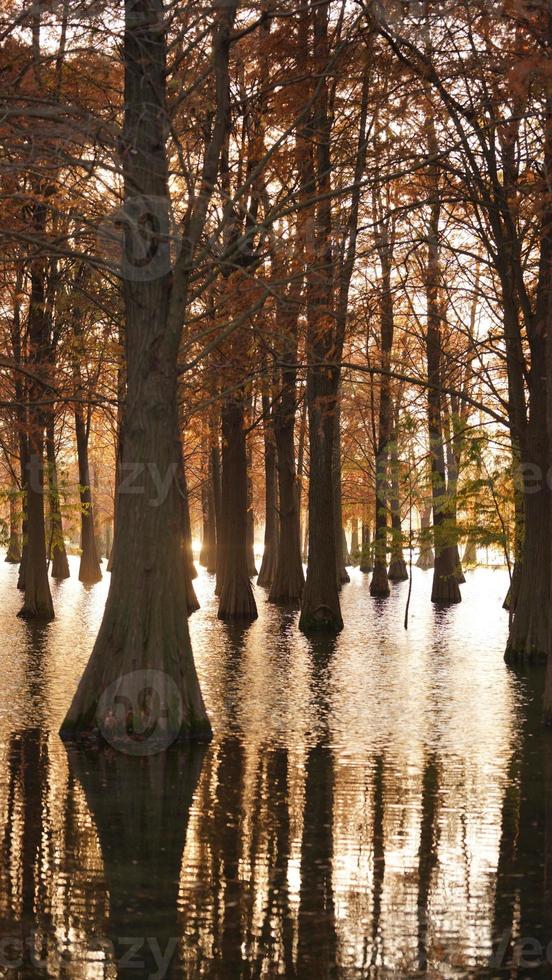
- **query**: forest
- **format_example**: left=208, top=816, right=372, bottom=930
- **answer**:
left=0, top=0, right=550, bottom=976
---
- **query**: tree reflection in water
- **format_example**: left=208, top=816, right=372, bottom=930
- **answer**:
left=0, top=564, right=549, bottom=977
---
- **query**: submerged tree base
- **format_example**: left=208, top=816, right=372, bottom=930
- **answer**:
left=299, top=605, right=343, bottom=634
left=17, top=602, right=55, bottom=622
left=59, top=716, right=212, bottom=748
left=430, top=577, right=461, bottom=604
left=504, top=645, right=548, bottom=666
left=370, top=562, right=390, bottom=598
left=218, top=578, right=258, bottom=622
left=388, top=557, right=408, bottom=581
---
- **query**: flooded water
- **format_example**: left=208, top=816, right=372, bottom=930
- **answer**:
left=0, top=558, right=550, bottom=978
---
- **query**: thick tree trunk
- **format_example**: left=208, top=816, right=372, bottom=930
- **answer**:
left=506, top=477, right=549, bottom=663
left=257, top=396, right=279, bottom=588
left=299, top=400, right=343, bottom=632
left=506, top=356, right=549, bottom=661
left=75, top=407, right=102, bottom=585
left=511, top=69, right=552, bottom=668
left=360, top=520, right=373, bottom=573
left=5, top=490, right=21, bottom=564
left=462, top=535, right=477, bottom=567
left=60, top=0, right=212, bottom=743
left=218, top=398, right=257, bottom=621
left=416, top=504, right=435, bottom=570
left=19, top=239, right=54, bottom=620
left=269, top=411, right=304, bottom=604
left=46, top=417, right=69, bottom=579
left=298, top=1, right=342, bottom=634
left=19, top=434, right=54, bottom=620
left=424, top=163, right=460, bottom=605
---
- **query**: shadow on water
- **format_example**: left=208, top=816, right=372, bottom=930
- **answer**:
left=3, top=564, right=552, bottom=976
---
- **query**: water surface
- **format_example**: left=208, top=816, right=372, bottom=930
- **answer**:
left=0, top=559, right=549, bottom=978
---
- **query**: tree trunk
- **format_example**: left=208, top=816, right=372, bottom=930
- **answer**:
left=257, top=394, right=279, bottom=588
left=179, top=440, right=200, bottom=613
left=19, top=431, right=54, bottom=620
left=200, top=462, right=217, bottom=575
left=462, top=535, right=477, bottom=567
left=505, top=355, right=549, bottom=661
left=218, top=398, right=257, bottom=621
left=269, top=410, right=305, bottom=604
left=333, top=407, right=349, bottom=585
left=443, top=399, right=465, bottom=584
left=5, top=490, right=21, bottom=564
left=416, top=504, right=435, bottom=570
left=18, top=226, right=54, bottom=621
left=387, top=435, right=408, bottom=581
left=60, top=0, right=214, bottom=743
left=360, top=520, right=373, bottom=573
left=298, top=2, right=341, bottom=633
left=246, top=500, right=258, bottom=577
left=506, top=466, right=549, bottom=663
left=299, top=397, right=343, bottom=632
left=46, top=416, right=69, bottom=579
left=370, top=255, right=393, bottom=598
left=75, top=405, right=102, bottom=585
left=350, top=517, right=359, bottom=565
left=510, top=63, right=552, bottom=666
left=424, top=145, right=460, bottom=605
left=16, top=437, right=28, bottom=591
left=199, top=479, right=209, bottom=567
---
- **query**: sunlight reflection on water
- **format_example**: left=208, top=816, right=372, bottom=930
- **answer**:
left=0, top=558, right=547, bottom=978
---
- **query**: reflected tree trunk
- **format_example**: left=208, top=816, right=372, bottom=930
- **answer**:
left=296, top=744, right=337, bottom=978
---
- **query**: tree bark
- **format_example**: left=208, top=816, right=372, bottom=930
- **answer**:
left=45, top=416, right=69, bottom=579
left=424, top=118, right=461, bottom=605
left=462, top=535, right=477, bottom=567
left=246, top=477, right=258, bottom=577
left=200, top=461, right=217, bottom=574
left=75, top=404, right=102, bottom=585
left=333, top=406, right=350, bottom=585
left=360, top=520, right=373, bottom=573
left=218, top=397, right=258, bottom=621
left=299, top=2, right=342, bottom=633
left=370, top=233, right=394, bottom=598
left=416, top=503, right=435, bottom=570
left=60, top=0, right=218, bottom=742
left=5, top=490, right=21, bottom=564
left=18, top=214, right=54, bottom=621
left=269, top=399, right=305, bottom=604
left=387, top=431, right=408, bottom=581
left=257, top=391, right=279, bottom=588
left=350, top=517, right=359, bottom=565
